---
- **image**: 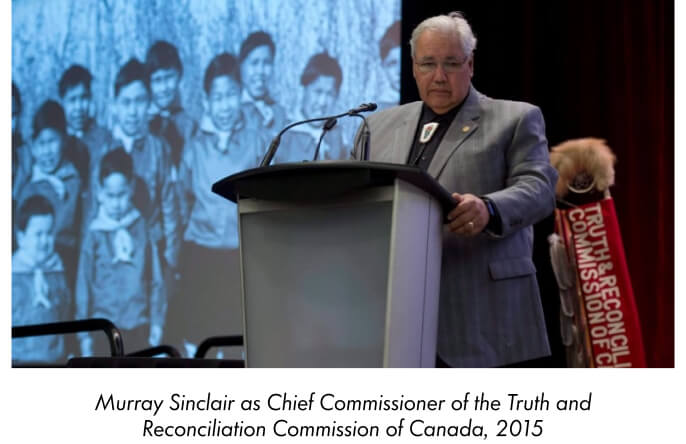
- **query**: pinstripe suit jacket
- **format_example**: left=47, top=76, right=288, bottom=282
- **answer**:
left=358, top=86, right=558, bottom=367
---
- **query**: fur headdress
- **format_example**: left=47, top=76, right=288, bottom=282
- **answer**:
left=549, top=138, right=616, bottom=199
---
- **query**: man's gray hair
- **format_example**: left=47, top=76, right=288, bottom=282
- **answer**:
left=410, top=11, right=477, bottom=59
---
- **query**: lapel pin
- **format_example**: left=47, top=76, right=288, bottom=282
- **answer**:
left=462, top=125, right=470, bottom=133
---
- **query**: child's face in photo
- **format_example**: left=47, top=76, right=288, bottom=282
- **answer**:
left=32, top=128, right=63, bottom=174
left=62, top=83, right=91, bottom=132
left=17, top=214, right=55, bottom=264
left=99, top=172, right=133, bottom=221
left=150, top=68, right=180, bottom=111
left=302, top=75, right=337, bottom=120
left=240, top=45, right=274, bottom=100
left=115, top=80, right=149, bottom=137
left=207, top=75, right=240, bottom=132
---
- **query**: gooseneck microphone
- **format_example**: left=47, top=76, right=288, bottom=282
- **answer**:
left=259, top=102, right=377, bottom=167
left=348, top=103, right=376, bottom=161
left=260, top=115, right=334, bottom=167
left=313, top=118, right=338, bottom=161
left=348, top=103, right=377, bottom=114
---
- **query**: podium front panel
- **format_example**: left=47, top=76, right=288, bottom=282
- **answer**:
left=239, top=196, right=392, bottom=367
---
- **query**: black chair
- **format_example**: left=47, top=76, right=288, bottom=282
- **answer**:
left=12, top=318, right=125, bottom=365
left=194, top=335, right=244, bottom=359
left=66, top=332, right=244, bottom=367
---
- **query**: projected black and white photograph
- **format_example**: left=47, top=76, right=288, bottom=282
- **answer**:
left=11, top=0, right=400, bottom=363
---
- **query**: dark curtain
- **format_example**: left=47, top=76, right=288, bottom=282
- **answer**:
left=401, top=0, right=674, bottom=367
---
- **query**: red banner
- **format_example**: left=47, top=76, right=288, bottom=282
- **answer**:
left=555, top=198, right=646, bottom=367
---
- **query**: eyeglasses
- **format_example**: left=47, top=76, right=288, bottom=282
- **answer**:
left=414, top=55, right=470, bottom=74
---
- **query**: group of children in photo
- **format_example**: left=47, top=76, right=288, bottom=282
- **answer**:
left=11, top=23, right=401, bottom=362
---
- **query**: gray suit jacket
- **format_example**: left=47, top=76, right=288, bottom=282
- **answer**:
left=357, top=86, right=558, bottom=367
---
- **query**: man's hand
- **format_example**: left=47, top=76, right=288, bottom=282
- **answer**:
left=447, top=193, right=490, bottom=236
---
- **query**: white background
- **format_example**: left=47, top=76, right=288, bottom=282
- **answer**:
left=2, top=2, right=682, bottom=443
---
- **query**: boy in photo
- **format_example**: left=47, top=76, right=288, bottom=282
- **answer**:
left=14, top=100, right=82, bottom=286
left=76, top=148, right=165, bottom=356
left=145, top=40, right=197, bottom=179
left=58, top=64, right=111, bottom=183
left=96, top=58, right=179, bottom=271
left=239, top=31, right=289, bottom=138
left=170, top=52, right=266, bottom=356
left=12, top=195, right=70, bottom=364
left=275, top=52, right=349, bottom=163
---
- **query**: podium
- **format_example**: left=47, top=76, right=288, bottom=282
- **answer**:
left=212, top=161, right=454, bottom=367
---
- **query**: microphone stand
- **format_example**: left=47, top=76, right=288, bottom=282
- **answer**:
left=260, top=116, right=337, bottom=167
left=313, top=117, right=338, bottom=161
left=349, top=114, right=371, bottom=161
left=260, top=103, right=377, bottom=167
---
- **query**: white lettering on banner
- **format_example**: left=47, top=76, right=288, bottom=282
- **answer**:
left=568, top=203, right=631, bottom=367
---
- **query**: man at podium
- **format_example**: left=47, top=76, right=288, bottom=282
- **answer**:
left=358, top=12, right=558, bottom=367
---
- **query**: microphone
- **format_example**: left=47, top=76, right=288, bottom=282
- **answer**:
left=348, top=103, right=377, bottom=114
left=313, top=117, right=338, bottom=161
left=260, top=102, right=378, bottom=167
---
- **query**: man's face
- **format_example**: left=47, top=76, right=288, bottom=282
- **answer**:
left=115, top=80, right=149, bottom=137
left=302, top=75, right=337, bottom=120
left=382, top=46, right=401, bottom=93
left=412, top=29, right=473, bottom=114
left=240, top=45, right=274, bottom=100
left=62, top=83, right=91, bottom=132
left=32, top=128, right=63, bottom=174
left=17, top=214, right=55, bottom=264
left=150, top=68, right=180, bottom=111
left=99, top=172, right=133, bottom=221
left=207, top=75, right=241, bottom=132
